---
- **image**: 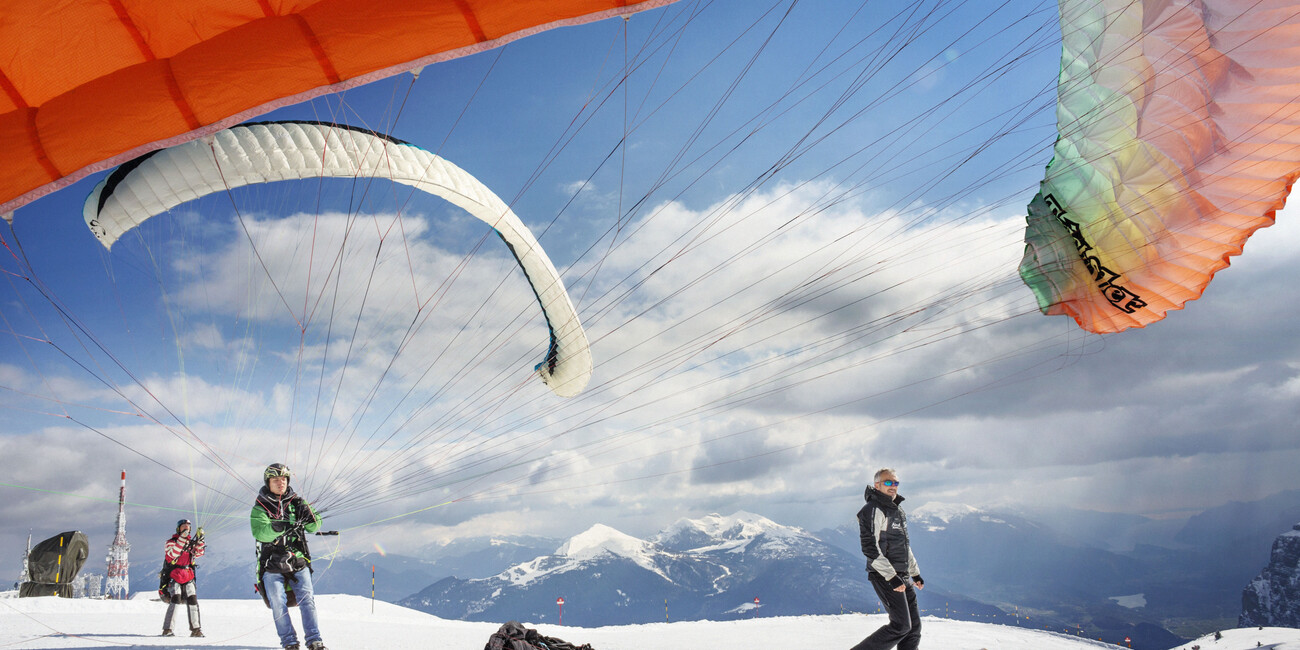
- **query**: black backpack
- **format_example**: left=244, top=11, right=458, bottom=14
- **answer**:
left=156, top=559, right=176, bottom=602
left=157, top=533, right=182, bottom=602
left=483, top=621, right=593, bottom=650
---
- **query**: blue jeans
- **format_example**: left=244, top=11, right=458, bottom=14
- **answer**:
left=263, top=570, right=322, bottom=648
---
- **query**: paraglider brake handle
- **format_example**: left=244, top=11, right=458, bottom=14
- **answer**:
left=313, top=530, right=340, bottom=536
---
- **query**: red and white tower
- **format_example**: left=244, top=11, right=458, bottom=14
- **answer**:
left=104, top=470, right=130, bottom=599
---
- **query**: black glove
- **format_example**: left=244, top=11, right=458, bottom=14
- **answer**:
left=291, top=496, right=317, bottom=525
left=912, top=575, right=924, bottom=588
left=270, top=519, right=287, bottom=533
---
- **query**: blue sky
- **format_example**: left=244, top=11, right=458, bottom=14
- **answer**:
left=2, top=0, right=1298, bottom=575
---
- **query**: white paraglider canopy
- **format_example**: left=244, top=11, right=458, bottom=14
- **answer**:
left=84, top=121, right=592, bottom=397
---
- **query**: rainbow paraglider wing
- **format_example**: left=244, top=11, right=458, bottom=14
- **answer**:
left=1020, top=0, right=1300, bottom=333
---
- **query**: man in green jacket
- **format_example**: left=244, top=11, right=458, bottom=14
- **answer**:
left=251, top=463, right=326, bottom=650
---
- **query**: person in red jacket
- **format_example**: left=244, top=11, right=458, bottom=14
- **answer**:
left=162, top=519, right=205, bottom=637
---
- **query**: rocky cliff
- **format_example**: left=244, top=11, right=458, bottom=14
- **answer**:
left=1240, top=522, right=1300, bottom=627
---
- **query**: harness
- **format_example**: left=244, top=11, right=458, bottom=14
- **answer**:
left=158, top=533, right=198, bottom=601
left=253, top=493, right=312, bottom=608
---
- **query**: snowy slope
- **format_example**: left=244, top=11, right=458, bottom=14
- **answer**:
left=6, top=593, right=1295, bottom=649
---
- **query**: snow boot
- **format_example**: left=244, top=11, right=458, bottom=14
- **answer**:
left=307, top=642, right=328, bottom=650
left=161, top=629, right=174, bottom=637
left=190, top=627, right=204, bottom=637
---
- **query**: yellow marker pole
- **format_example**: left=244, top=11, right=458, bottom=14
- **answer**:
left=55, top=536, right=65, bottom=586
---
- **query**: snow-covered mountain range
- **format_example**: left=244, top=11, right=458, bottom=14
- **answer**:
left=399, top=511, right=872, bottom=624
left=398, top=510, right=1013, bottom=638
left=107, top=495, right=1300, bottom=650
left=400, top=505, right=1284, bottom=649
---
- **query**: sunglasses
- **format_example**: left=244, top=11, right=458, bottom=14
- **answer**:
left=880, top=480, right=900, bottom=487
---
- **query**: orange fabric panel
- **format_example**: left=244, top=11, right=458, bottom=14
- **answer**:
left=491, top=0, right=650, bottom=36
left=0, top=70, right=24, bottom=114
left=0, top=109, right=57, bottom=192
left=120, top=0, right=270, bottom=59
left=38, top=60, right=197, bottom=182
left=0, top=0, right=675, bottom=215
left=303, top=2, right=478, bottom=81
left=0, top=2, right=146, bottom=108
left=173, top=16, right=340, bottom=125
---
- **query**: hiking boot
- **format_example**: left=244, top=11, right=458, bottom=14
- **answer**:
left=161, top=629, right=174, bottom=637
left=190, top=628, right=204, bottom=637
left=285, top=645, right=300, bottom=650
left=307, top=642, right=328, bottom=650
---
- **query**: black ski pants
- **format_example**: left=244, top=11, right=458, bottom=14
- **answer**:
left=851, top=574, right=920, bottom=650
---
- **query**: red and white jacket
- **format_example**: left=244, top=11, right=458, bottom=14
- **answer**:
left=165, top=533, right=205, bottom=568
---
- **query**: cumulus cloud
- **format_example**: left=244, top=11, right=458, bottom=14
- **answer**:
left=2, top=179, right=1297, bottom=570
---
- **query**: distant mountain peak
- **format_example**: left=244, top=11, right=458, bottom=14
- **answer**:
left=487, top=525, right=667, bottom=589
left=694, top=510, right=780, bottom=530
left=652, top=511, right=816, bottom=558
left=659, top=511, right=801, bottom=542
left=911, top=502, right=983, bottom=523
left=556, top=523, right=652, bottom=561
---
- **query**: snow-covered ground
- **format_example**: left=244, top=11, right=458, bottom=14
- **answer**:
left=1, top=593, right=1296, bottom=649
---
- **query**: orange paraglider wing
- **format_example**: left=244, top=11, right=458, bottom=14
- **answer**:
left=0, top=0, right=676, bottom=215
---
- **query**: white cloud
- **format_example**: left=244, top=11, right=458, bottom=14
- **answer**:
left=3, top=179, right=1298, bottom=570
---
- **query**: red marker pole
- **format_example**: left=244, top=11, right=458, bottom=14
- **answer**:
left=557, top=597, right=564, bottom=625
left=371, top=565, right=376, bottom=614
left=753, top=596, right=759, bottom=617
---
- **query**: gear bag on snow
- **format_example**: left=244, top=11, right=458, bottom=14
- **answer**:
left=19, top=531, right=89, bottom=598
left=483, top=621, right=594, bottom=650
